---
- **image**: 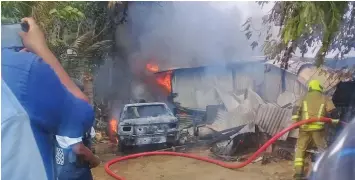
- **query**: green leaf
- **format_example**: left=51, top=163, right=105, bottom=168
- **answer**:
left=71, top=31, right=95, bottom=51
left=59, top=10, right=69, bottom=18
left=64, top=6, right=74, bottom=12
left=77, top=12, right=85, bottom=18
left=49, top=8, right=58, bottom=15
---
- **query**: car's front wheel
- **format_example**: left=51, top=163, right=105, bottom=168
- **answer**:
left=117, top=136, right=127, bottom=153
left=166, top=135, right=180, bottom=147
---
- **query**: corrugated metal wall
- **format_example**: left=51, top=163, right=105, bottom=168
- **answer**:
left=172, top=67, right=234, bottom=110
left=171, top=62, right=306, bottom=139
left=209, top=103, right=256, bottom=131
left=172, top=63, right=265, bottom=110
left=261, top=65, right=307, bottom=104
left=255, top=104, right=293, bottom=140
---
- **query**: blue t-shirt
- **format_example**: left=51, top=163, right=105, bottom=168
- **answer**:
left=1, top=49, right=95, bottom=180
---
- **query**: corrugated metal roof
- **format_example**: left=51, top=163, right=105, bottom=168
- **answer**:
left=276, top=91, right=297, bottom=107
left=255, top=104, right=293, bottom=140
left=208, top=89, right=263, bottom=133
left=298, top=66, right=348, bottom=92
left=209, top=103, right=293, bottom=140
left=177, top=114, right=204, bottom=129
left=207, top=101, right=256, bottom=132
left=246, top=88, right=265, bottom=108
left=215, top=87, right=240, bottom=111
left=265, top=58, right=313, bottom=75
left=157, top=58, right=266, bottom=73
left=265, top=56, right=354, bottom=92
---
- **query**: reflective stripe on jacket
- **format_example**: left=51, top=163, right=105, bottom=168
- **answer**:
left=293, top=91, right=336, bottom=131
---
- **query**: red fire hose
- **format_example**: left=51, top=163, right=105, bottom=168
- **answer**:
left=104, top=117, right=334, bottom=180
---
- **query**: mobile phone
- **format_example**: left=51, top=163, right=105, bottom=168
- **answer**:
left=1, top=23, right=29, bottom=49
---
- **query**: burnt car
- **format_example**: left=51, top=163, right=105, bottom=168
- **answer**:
left=117, top=102, right=179, bottom=151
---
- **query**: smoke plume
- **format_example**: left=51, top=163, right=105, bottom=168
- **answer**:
left=94, top=2, right=266, bottom=115
left=123, top=2, right=263, bottom=71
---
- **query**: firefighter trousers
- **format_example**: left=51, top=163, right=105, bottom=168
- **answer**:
left=294, top=130, right=327, bottom=175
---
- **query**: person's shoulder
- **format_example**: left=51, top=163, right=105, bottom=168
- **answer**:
left=1, top=48, right=41, bottom=72
left=1, top=80, right=28, bottom=124
left=65, top=97, right=95, bottom=129
left=67, top=97, right=94, bottom=116
left=1, top=49, right=47, bottom=100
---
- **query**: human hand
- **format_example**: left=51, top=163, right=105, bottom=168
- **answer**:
left=89, top=155, right=101, bottom=168
left=18, top=17, right=49, bottom=54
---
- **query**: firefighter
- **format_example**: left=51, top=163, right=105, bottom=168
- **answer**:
left=292, top=79, right=338, bottom=180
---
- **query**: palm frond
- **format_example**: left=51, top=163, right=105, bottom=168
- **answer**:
left=82, top=40, right=113, bottom=57
left=71, top=31, right=95, bottom=51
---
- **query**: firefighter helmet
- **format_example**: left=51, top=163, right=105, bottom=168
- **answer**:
left=308, top=80, right=323, bottom=92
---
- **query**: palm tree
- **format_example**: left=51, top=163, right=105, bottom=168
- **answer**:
left=65, top=31, right=113, bottom=104
left=2, top=1, right=129, bottom=133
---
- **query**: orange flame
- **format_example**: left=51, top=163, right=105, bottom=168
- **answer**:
left=108, top=118, right=118, bottom=144
left=156, top=70, right=172, bottom=93
left=146, top=63, right=159, bottom=73
left=145, top=63, right=172, bottom=93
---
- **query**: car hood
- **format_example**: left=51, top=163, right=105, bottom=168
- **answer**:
left=119, top=115, right=178, bottom=126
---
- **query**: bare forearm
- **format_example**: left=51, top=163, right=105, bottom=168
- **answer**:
left=73, top=143, right=100, bottom=167
left=36, top=48, right=88, bottom=101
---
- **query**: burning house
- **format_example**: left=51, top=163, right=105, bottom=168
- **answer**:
left=149, top=59, right=296, bottom=129
left=143, top=56, right=354, bottom=156
left=93, top=1, right=355, bottom=156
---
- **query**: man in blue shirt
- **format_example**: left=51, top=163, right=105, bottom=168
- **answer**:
left=2, top=17, right=100, bottom=180
left=55, top=79, right=97, bottom=180
left=1, top=80, right=47, bottom=180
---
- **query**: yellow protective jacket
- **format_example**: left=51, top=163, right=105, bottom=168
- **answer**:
left=292, top=91, right=336, bottom=131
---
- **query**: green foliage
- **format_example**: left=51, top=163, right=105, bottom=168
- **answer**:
left=1, top=17, right=19, bottom=24
left=49, top=6, right=85, bottom=21
left=246, top=1, right=352, bottom=67
left=1, top=2, right=86, bottom=26
left=279, top=2, right=347, bottom=66
left=280, top=2, right=321, bottom=44
left=2, top=0, right=127, bottom=118
left=1, top=1, right=115, bottom=70
left=1, top=1, right=35, bottom=21
left=69, top=31, right=113, bottom=59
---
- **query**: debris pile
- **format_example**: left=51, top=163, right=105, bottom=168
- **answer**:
left=200, top=87, right=294, bottom=158
left=206, top=88, right=293, bottom=137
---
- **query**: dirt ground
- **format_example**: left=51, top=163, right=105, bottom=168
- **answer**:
left=91, top=142, right=294, bottom=180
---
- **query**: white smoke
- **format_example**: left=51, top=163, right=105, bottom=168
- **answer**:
left=95, top=2, right=268, bottom=107
left=119, top=1, right=266, bottom=71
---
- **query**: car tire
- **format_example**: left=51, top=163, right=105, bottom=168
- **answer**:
left=167, top=136, right=179, bottom=147
left=117, top=141, right=126, bottom=153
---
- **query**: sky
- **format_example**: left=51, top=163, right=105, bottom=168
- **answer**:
left=217, top=1, right=355, bottom=59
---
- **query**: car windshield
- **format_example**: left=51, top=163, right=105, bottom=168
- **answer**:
left=123, top=104, right=170, bottom=119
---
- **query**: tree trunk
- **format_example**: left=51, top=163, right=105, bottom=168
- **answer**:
left=83, top=71, right=94, bottom=105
